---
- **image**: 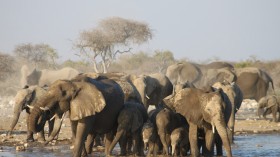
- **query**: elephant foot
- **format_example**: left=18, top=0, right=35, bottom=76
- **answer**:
left=37, top=137, right=46, bottom=143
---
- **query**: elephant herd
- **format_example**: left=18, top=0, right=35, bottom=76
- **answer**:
left=7, top=62, right=277, bottom=157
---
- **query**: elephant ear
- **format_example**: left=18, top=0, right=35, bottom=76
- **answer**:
left=145, top=76, right=157, bottom=96
left=70, top=83, right=106, bottom=121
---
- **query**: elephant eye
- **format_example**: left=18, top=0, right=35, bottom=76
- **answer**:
left=61, top=90, right=67, bottom=96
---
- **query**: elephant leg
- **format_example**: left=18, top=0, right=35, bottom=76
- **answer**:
left=25, top=114, right=35, bottom=142
left=203, top=129, right=214, bottom=156
left=85, top=133, right=96, bottom=155
left=272, top=107, right=278, bottom=122
left=73, top=120, right=89, bottom=157
left=133, top=130, right=144, bottom=156
left=263, top=109, right=272, bottom=120
left=147, top=141, right=154, bottom=156
left=109, top=129, right=126, bottom=155
left=158, top=131, right=169, bottom=155
left=48, top=119, right=57, bottom=140
left=105, top=131, right=115, bottom=155
left=119, top=133, right=128, bottom=156
left=189, top=122, right=199, bottom=157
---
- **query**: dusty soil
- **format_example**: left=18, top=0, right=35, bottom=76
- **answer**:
left=0, top=98, right=279, bottom=154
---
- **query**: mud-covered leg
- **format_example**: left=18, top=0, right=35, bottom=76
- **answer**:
left=189, top=122, right=199, bottom=157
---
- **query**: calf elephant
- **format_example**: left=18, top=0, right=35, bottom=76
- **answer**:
left=236, top=67, right=275, bottom=101
left=108, top=101, right=148, bottom=156
left=7, top=85, right=52, bottom=142
left=163, top=88, right=232, bottom=157
left=28, top=77, right=124, bottom=157
left=257, top=95, right=280, bottom=122
left=21, top=65, right=79, bottom=87
left=171, top=127, right=190, bottom=156
left=156, top=108, right=188, bottom=155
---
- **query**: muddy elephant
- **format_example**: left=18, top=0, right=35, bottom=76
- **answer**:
left=236, top=67, right=275, bottom=101
left=257, top=95, right=280, bottom=122
left=7, top=85, right=53, bottom=142
left=130, top=73, right=173, bottom=109
left=21, top=65, right=79, bottom=87
left=28, top=77, right=124, bottom=157
left=156, top=108, right=188, bottom=155
left=108, top=101, right=148, bottom=156
left=163, top=88, right=232, bottom=157
left=212, top=81, right=243, bottom=144
left=171, top=127, right=190, bottom=156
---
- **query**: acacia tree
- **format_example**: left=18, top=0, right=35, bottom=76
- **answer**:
left=13, top=43, right=59, bottom=69
left=153, top=50, right=175, bottom=73
left=75, top=17, right=153, bottom=73
left=0, top=53, right=15, bottom=81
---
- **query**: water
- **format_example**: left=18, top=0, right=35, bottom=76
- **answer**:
left=1, top=134, right=280, bottom=157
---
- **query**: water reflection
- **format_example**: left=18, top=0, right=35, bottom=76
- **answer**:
left=1, top=134, right=280, bottom=157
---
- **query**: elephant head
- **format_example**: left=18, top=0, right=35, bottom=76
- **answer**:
left=163, top=88, right=232, bottom=157
left=28, top=79, right=106, bottom=143
left=132, top=75, right=157, bottom=109
left=8, top=85, right=47, bottom=136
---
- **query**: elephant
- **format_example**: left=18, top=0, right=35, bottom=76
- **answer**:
left=108, top=101, right=148, bottom=156
left=235, top=67, right=275, bottom=101
left=129, top=73, right=173, bottom=109
left=257, top=95, right=280, bottom=122
left=212, top=81, right=243, bottom=144
left=7, top=85, right=53, bottom=142
left=163, top=88, right=232, bottom=157
left=28, top=76, right=124, bottom=157
left=166, top=62, right=236, bottom=89
left=171, top=127, right=190, bottom=156
left=21, top=65, right=79, bottom=87
left=142, top=109, right=163, bottom=156
left=155, top=108, right=188, bottom=155
left=174, top=80, right=196, bottom=94
left=166, top=62, right=202, bottom=86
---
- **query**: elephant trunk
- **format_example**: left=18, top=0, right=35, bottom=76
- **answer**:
left=28, top=106, right=46, bottom=133
left=213, top=116, right=232, bottom=157
left=45, top=113, right=65, bottom=144
left=8, top=101, right=23, bottom=135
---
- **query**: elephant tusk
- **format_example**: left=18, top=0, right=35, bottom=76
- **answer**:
left=27, top=105, right=34, bottom=109
left=146, top=94, right=150, bottom=99
left=61, top=113, right=65, bottom=122
left=40, top=107, right=50, bottom=111
left=50, top=114, right=56, bottom=121
left=212, top=122, right=215, bottom=134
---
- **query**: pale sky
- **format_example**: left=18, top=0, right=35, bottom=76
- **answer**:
left=1, top=0, right=280, bottom=62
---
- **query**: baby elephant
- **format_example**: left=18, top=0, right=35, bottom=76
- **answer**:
left=171, top=127, right=190, bottom=156
left=257, top=95, right=280, bottom=122
left=108, top=101, right=148, bottom=156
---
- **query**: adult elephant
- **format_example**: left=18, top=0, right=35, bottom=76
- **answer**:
left=7, top=85, right=52, bottom=142
left=163, top=88, right=232, bottom=157
left=21, top=65, right=79, bottom=87
left=166, top=62, right=236, bottom=89
left=235, top=67, right=275, bottom=101
left=130, top=73, right=173, bottom=109
left=28, top=77, right=124, bottom=157
left=166, top=62, right=202, bottom=86
left=212, top=81, right=243, bottom=144
left=257, top=95, right=280, bottom=122
left=108, top=101, right=148, bottom=156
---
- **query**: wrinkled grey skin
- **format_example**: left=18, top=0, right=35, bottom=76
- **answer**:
left=108, top=101, right=148, bottom=156
left=257, top=95, right=280, bottom=122
left=130, top=73, right=173, bottom=109
left=7, top=85, right=52, bottom=142
left=236, top=67, right=275, bottom=101
left=171, top=127, right=190, bottom=156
